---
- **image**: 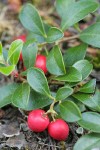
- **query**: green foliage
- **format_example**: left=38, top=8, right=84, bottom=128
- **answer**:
left=22, top=40, right=38, bottom=69
left=73, top=60, right=93, bottom=80
left=55, top=67, right=82, bottom=82
left=12, top=83, right=30, bottom=109
left=0, top=42, right=4, bottom=64
left=46, top=27, right=64, bottom=43
left=7, top=39, right=23, bottom=65
left=0, top=1, right=100, bottom=147
left=79, top=79, right=96, bottom=93
left=47, top=45, right=66, bottom=75
left=74, top=133, right=100, bottom=150
left=59, top=0, right=99, bottom=31
left=80, top=22, right=100, bottom=48
left=56, top=0, right=75, bottom=17
left=0, top=83, right=19, bottom=108
left=19, top=4, right=46, bottom=37
left=64, top=44, right=87, bottom=67
left=27, top=68, right=51, bottom=97
left=78, top=112, right=100, bottom=133
left=26, top=90, right=52, bottom=110
left=56, top=86, right=73, bottom=101
left=73, top=89, right=100, bottom=112
left=0, top=65, right=15, bottom=76
left=60, top=101, right=82, bottom=122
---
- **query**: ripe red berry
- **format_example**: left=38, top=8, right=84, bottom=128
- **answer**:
left=16, top=35, right=26, bottom=42
left=35, top=55, right=48, bottom=74
left=15, top=35, right=26, bottom=61
left=27, top=109, right=50, bottom=132
left=11, top=70, right=19, bottom=78
left=48, top=119, right=69, bottom=141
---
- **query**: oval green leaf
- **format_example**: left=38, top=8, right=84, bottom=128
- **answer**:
left=79, top=79, right=96, bottom=93
left=74, top=133, right=100, bottom=150
left=46, top=27, right=63, bottom=43
left=25, top=90, right=52, bottom=111
left=56, top=0, right=75, bottom=18
left=73, top=60, right=93, bottom=80
left=47, top=45, right=66, bottom=75
left=64, top=44, right=87, bottom=67
left=78, top=112, right=100, bottom=133
left=60, top=101, right=82, bottom=122
left=27, top=67, right=51, bottom=97
left=7, top=39, right=23, bottom=65
left=56, top=86, right=73, bottom=101
left=0, top=65, right=15, bottom=76
left=12, top=83, right=30, bottom=110
left=0, top=83, right=19, bottom=108
left=80, top=22, right=100, bottom=48
left=55, top=67, right=82, bottom=82
left=19, top=4, right=46, bottom=37
left=61, top=0, right=99, bottom=31
left=22, top=41, right=38, bottom=69
left=73, top=89, right=100, bottom=112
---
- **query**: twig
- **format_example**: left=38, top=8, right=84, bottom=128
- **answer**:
left=58, top=34, right=79, bottom=43
left=38, top=35, right=79, bottom=47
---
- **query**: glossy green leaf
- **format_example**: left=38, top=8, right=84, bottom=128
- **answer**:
left=73, top=89, right=100, bottom=112
left=46, top=27, right=63, bottom=43
left=0, top=83, right=19, bottom=108
left=64, top=44, right=87, bottom=67
left=56, top=0, right=75, bottom=17
left=55, top=67, right=82, bottom=82
left=56, top=86, right=73, bottom=101
left=74, top=133, right=100, bottom=150
left=12, top=83, right=30, bottom=110
left=80, top=22, right=100, bottom=48
left=61, top=0, right=99, bottom=31
left=79, top=79, right=96, bottom=93
left=73, top=60, right=93, bottom=80
left=27, top=23, right=51, bottom=43
left=0, top=42, right=4, bottom=64
left=0, top=65, right=15, bottom=76
left=25, top=90, right=52, bottom=111
left=3, top=49, right=8, bottom=62
left=47, top=45, right=66, bottom=75
left=60, top=101, right=82, bottom=122
left=19, top=4, right=46, bottom=37
left=78, top=112, right=100, bottom=133
left=22, top=41, right=38, bottom=69
left=7, top=40, right=23, bottom=65
left=27, top=32, right=45, bottom=43
left=27, top=68, right=51, bottom=97
left=0, top=42, right=2, bottom=56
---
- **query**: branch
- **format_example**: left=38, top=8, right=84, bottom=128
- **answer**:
left=58, top=34, right=79, bottom=43
left=38, top=34, right=79, bottom=47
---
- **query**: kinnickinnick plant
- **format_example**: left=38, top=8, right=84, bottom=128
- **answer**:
left=0, top=0, right=100, bottom=149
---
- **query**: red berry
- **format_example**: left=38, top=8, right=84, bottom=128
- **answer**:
left=48, top=119, right=69, bottom=141
left=35, top=55, right=48, bottom=74
left=16, top=35, right=26, bottom=42
left=23, top=66, right=26, bottom=71
left=27, top=109, right=50, bottom=132
left=11, top=70, right=19, bottom=77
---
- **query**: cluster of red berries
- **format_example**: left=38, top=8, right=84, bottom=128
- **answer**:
left=27, top=109, right=69, bottom=141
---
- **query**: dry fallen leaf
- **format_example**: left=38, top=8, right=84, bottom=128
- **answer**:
left=6, top=133, right=27, bottom=149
